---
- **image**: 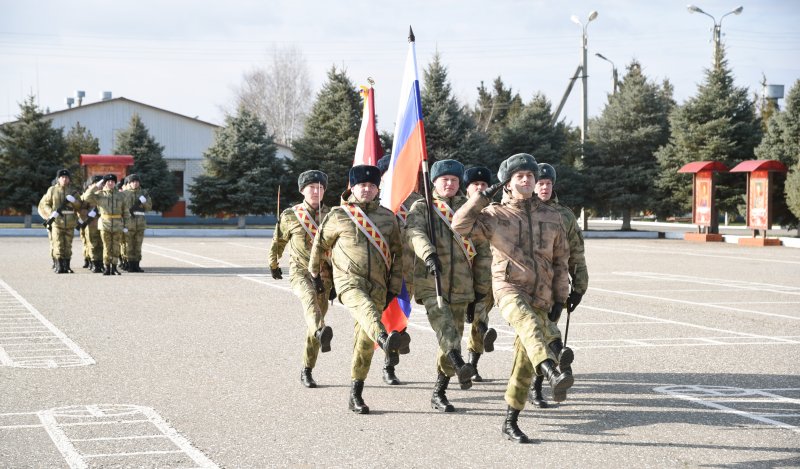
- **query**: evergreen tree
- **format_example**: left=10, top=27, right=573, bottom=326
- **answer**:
left=64, top=122, right=100, bottom=188
left=421, top=53, right=493, bottom=169
left=755, top=79, right=800, bottom=229
left=189, top=106, right=286, bottom=225
left=473, top=77, right=524, bottom=144
left=0, top=95, right=67, bottom=226
left=587, top=61, right=674, bottom=230
left=655, top=48, right=762, bottom=226
left=114, top=114, right=179, bottom=213
left=290, top=66, right=362, bottom=207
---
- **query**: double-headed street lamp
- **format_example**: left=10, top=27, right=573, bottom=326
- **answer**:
left=595, top=53, right=618, bottom=95
left=687, top=4, right=743, bottom=67
left=571, top=11, right=598, bottom=155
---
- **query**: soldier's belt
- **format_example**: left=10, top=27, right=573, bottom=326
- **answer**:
left=132, top=211, right=146, bottom=216
left=101, top=214, right=122, bottom=219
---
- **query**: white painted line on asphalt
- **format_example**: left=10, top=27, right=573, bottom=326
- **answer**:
left=36, top=404, right=219, bottom=469
left=654, top=385, right=800, bottom=433
left=591, top=286, right=800, bottom=321
left=614, top=271, right=800, bottom=295
left=592, top=244, right=800, bottom=265
left=144, top=244, right=242, bottom=267
left=0, top=278, right=94, bottom=368
left=707, top=301, right=800, bottom=305
left=227, top=241, right=267, bottom=251
left=142, top=248, right=209, bottom=267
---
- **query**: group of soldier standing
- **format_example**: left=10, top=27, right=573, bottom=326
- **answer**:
left=37, top=169, right=153, bottom=276
left=269, top=151, right=588, bottom=443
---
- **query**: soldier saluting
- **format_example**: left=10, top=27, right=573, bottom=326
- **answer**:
left=82, top=174, right=131, bottom=276
left=122, top=174, right=152, bottom=273
left=269, top=170, right=335, bottom=389
left=38, top=169, right=83, bottom=274
left=308, top=165, right=408, bottom=414
left=451, top=153, right=572, bottom=443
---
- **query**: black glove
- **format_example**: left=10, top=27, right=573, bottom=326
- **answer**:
left=480, top=182, right=505, bottom=200
left=424, top=253, right=442, bottom=276
left=270, top=267, right=283, bottom=280
left=466, top=302, right=475, bottom=324
left=548, top=303, right=564, bottom=323
left=385, top=292, right=397, bottom=309
left=567, top=291, right=583, bottom=313
left=312, top=275, right=324, bottom=294
left=329, top=285, right=337, bottom=302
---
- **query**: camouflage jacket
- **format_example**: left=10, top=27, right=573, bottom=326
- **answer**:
left=38, top=184, right=83, bottom=230
left=123, top=188, right=153, bottom=230
left=309, top=191, right=403, bottom=303
left=81, top=186, right=131, bottom=233
left=545, top=196, right=588, bottom=295
left=451, top=192, right=570, bottom=311
left=398, top=192, right=423, bottom=295
left=269, top=200, right=332, bottom=280
left=406, top=192, right=491, bottom=305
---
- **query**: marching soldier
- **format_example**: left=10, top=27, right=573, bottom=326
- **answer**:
left=123, top=174, right=152, bottom=273
left=82, top=174, right=131, bottom=276
left=38, top=169, right=83, bottom=274
left=308, top=165, right=408, bottom=414
left=80, top=175, right=105, bottom=273
left=451, top=153, right=572, bottom=443
left=528, top=163, right=588, bottom=408
left=117, top=179, right=129, bottom=269
left=269, top=170, right=334, bottom=388
left=376, top=154, right=422, bottom=386
left=462, top=166, right=498, bottom=382
left=406, top=159, right=491, bottom=412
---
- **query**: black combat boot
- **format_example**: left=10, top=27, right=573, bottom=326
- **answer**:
left=315, top=326, right=333, bottom=353
left=377, top=331, right=401, bottom=367
left=132, top=261, right=144, bottom=273
left=501, top=406, right=530, bottom=443
left=528, top=375, right=548, bottom=408
left=52, top=258, right=58, bottom=272
left=64, top=258, right=74, bottom=273
left=83, top=258, right=91, bottom=269
left=538, top=359, right=574, bottom=402
left=469, top=351, right=483, bottom=382
left=56, top=259, right=66, bottom=274
left=103, top=264, right=112, bottom=276
left=93, top=261, right=104, bottom=273
left=477, top=321, right=497, bottom=353
left=398, top=329, right=411, bottom=355
left=300, top=367, right=317, bottom=388
left=382, top=364, right=400, bottom=385
left=431, top=373, right=455, bottom=412
left=447, top=349, right=475, bottom=390
left=549, top=339, right=574, bottom=374
left=111, top=264, right=122, bottom=276
left=348, top=380, right=369, bottom=414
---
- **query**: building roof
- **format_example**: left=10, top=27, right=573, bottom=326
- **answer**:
left=43, top=96, right=220, bottom=128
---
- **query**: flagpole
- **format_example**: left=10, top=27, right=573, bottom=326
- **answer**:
left=409, top=26, right=444, bottom=309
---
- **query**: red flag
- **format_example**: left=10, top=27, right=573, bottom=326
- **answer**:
left=353, top=83, right=383, bottom=167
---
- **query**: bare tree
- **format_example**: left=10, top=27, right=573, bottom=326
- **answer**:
left=231, top=45, right=312, bottom=146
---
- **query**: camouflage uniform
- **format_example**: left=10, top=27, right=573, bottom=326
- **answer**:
left=397, top=192, right=423, bottom=297
left=38, top=183, right=82, bottom=265
left=269, top=200, right=333, bottom=370
left=82, top=183, right=131, bottom=268
left=123, top=186, right=152, bottom=264
left=452, top=191, right=570, bottom=411
left=467, top=239, right=494, bottom=353
left=308, top=191, right=404, bottom=382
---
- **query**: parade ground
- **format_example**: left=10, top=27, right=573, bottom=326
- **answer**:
left=0, top=235, right=798, bottom=468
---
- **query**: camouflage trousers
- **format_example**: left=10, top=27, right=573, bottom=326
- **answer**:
left=85, top=225, right=103, bottom=261
left=100, top=230, right=123, bottom=265
left=340, top=288, right=386, bottom=381
left=423, top=298, right=467, bottom=378
left=467, top=296, right=493, bottom=353
left=290, top=274, right=330, bottom=369
left=124, top=229, right=145, bottom=262
left=51, top=225, right=75, bottom=259
left=499, top=293, right=561, bottom=411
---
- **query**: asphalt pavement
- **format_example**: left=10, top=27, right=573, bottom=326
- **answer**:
left=1, top=236, right=798, bottom=468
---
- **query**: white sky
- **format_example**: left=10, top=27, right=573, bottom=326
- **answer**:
left=2, top=0, right=799, bottom=133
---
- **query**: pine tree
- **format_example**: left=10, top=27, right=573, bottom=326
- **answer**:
left=0, top=95, right=67, bottom=226
left=587, top=61, right=674, bottom=230
left=473, top=77, right=524, bottom=144
left=290, top=66, right=362, bottom=207
left=755, top=79, right=800, bottom=229
left=189, top=106, right=286, bottom=225
left=421, top=53, right=493, bottom=169
left=114, top=114, right=179, bottom=213
left=655, top=48, right=762, bottom=227
left=64, top=122, right=100, bottom=188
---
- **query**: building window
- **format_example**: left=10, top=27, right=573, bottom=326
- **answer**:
left=172, top=171, right=184, bottom=198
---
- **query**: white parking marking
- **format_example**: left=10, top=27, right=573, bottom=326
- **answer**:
left=654, top=385, right=800, bottom=433
left=614, top=271, right=800, bottom=295
left=37, top=404, right=218, bottom=469
left=592, top=244, right=800, bottom=265
left=0, top=279, right=94, bottom=368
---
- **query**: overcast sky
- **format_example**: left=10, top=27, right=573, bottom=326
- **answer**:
left=2, top=0, right=799, bottom=134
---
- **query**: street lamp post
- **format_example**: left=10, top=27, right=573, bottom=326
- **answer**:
left=595, top=53, right=618, bottom=95
left=571, top=11, right=599, bottom=155
left=687, top=4, right=743, bottom=67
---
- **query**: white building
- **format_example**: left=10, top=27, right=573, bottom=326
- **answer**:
left=44, top=95, right=293, bottom=216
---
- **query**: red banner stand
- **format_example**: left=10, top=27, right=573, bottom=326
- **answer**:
left=678, top=161, right=728, bottom=242
left=730, top=160, right=788, bottom=247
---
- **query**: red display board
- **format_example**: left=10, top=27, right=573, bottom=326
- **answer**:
left=747, top=170, right=770, bottom=230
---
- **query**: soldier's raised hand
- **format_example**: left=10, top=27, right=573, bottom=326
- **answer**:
left=480, top=182, right=505, bottom=200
